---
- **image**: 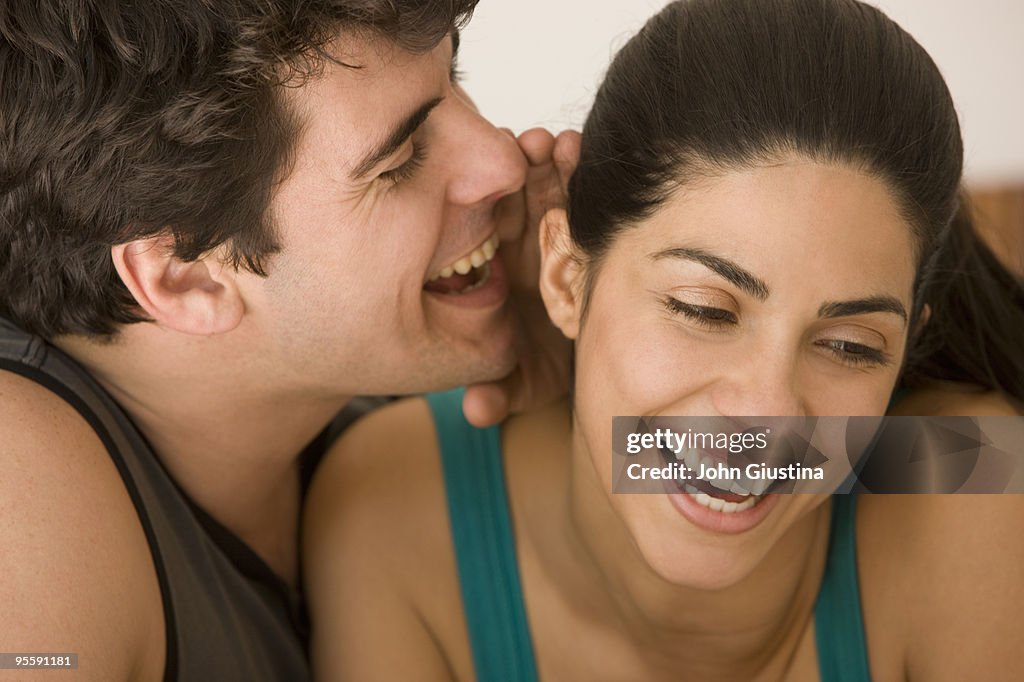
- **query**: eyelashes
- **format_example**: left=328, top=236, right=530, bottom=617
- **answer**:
left=663, top=296, right=890, bottom=368
left=813, top=339, right=889, bottom=367
left=663, top=297, right=738, bottom=327
left=379, top=141, right=428, bottom=185
left=378, top=56, right=460, bottom=187
left=376, top=63, right=460, bottom=187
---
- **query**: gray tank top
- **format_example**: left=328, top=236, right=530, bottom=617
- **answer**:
left=0, top=316, right=315, bottom=681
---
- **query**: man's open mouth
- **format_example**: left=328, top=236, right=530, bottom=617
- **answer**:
left=424, top=233, right=500, bottom=295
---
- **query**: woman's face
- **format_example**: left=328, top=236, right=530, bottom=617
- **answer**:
left=542, top=158, right=918, bottom=588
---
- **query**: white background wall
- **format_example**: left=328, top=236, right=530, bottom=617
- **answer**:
left=459, top=0, right=1024, bottom=185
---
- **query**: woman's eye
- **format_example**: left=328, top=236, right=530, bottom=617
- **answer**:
left=815, top=338, right=889, bottom=368
left=379, top=141, right=427, bottom=185
left=664, top=297, right=738, bottom=328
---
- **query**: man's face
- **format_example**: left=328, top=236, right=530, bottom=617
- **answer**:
left=239, top=32, right=527, bottom=396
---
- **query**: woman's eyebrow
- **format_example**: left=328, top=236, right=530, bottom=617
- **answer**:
left=818, top=297, right=908, bottom=324
left=649, top=247, right=770, bottom=300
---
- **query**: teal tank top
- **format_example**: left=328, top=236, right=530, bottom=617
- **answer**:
left=426, top=389, right=871, bottom=682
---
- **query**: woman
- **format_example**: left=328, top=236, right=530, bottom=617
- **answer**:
left=304, top=0, right=1024, bottom=679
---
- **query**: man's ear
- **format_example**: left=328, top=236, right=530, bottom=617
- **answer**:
left=111, top=235, right=245, bottom=336
left=539, top=208, right=585, bottom=340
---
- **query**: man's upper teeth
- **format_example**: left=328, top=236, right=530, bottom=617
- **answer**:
left=431, top=234, right=499, bottom=281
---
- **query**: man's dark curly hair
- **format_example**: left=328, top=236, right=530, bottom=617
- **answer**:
left=0, top=0, right=477, bottom=338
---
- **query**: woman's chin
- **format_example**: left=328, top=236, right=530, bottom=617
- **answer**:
left=626, top=520, right=770, bottom=591
left=622, top=492, right=828, bottom=591
left=638, top=547, right=761, bottom=591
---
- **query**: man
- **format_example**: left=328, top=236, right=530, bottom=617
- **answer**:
left=0, top=2, right=576, bottom=680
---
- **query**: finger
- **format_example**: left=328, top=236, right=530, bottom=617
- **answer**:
left=497, top=126, right=530, bottom=168
left=517, top=127, right=556, bottom=166
left=462, top=382, right=512, bottom=428
left=493, top=187, right=526, bottom=245
left=553, top=130, right=582, bottom=189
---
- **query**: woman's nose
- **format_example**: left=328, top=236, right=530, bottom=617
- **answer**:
left=712, top=354, right=808, bottom=418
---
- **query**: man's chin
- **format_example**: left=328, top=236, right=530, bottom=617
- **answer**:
left=425, top=345, right=517, bottom=394
left=352, top=310, right=518, bottom=396
left=429, top=305, right=519, bottom=383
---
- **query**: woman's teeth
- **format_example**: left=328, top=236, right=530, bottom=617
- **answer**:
left=675, top=447, right=770, bottom=496
left=669, top=446, right=768, bottom=513
left=430, top=233, right=500, bottom=281
left=683, top=484, right=761, bottom=513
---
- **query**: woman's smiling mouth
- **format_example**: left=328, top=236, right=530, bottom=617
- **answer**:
left=653, top=445, right=780, bottom=532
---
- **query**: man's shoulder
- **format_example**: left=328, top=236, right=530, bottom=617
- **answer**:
left=0, top=368, right=165, bottom=681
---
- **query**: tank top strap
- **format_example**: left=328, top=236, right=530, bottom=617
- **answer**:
left=426, top=389, right=539, bottom=682
left=814, top=495, right=872, bottom=681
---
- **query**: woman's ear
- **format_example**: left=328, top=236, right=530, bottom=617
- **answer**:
left=911, top=303, right=932, bottom=339
left=917, top=304, right=931, bottom=333
left=539, top=208, right=584, bottom=340
left=111, top=235, right=245, bottom=336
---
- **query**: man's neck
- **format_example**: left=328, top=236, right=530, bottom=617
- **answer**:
left=56, top=329, right=350, bottom=586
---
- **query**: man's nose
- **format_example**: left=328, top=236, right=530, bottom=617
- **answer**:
left=443, top=103, right=528, bottom=207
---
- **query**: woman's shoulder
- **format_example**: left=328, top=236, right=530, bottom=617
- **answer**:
left=302, top=396, right=476, bottom=679
left=304, top=396, right=448, bottom=562
left=859, top=495, right=1024, bottom=571
left=857, top=493, right=1024, bottom=679
left=303, top=395, right=459, bottom=608
left=861, top=383, right=1023, bottom=677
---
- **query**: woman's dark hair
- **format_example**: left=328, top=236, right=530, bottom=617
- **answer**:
left=567, top=0, right=1024, bottom=402
left=0, top=0, right=477, bottom=338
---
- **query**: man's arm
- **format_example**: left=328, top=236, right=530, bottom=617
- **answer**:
left=0, top=371, right=163, bottom=681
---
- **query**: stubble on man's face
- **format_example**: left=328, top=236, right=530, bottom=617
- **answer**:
left=237, top=32, right=528, bottom=397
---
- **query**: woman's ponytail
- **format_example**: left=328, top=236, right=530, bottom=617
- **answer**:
left=903, top=193, right=1024, bottom=402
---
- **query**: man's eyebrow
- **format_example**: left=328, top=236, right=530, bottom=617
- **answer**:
left=650, top=247, right=770, bottom=300
left=819, top=297, right=908, bottom=324
left=351, top=96, right=444, bottom=179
